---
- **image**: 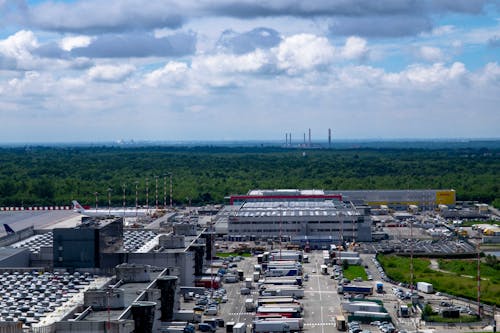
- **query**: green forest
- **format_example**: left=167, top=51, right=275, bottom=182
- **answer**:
left=0, top=146, right=498, bottom=207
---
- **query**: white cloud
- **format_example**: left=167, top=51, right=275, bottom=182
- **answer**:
left=341, top=36, right=369, bottom=60
left=275, top=34, right=334, bottom=73
left=402, top=62, right=466, bottom=85
left=418, top=46, right=444, bottom=62
left=0, top=30, right=38, bottom=69
left=87, top=64, right=135, bottom=82
left=59, top=35, right=93, bottom=51
left=193, top=49, right=270, bottom=74
left=144, top=61, right=189, bottom=86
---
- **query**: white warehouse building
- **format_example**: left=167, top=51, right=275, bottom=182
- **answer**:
left=227, top=199, right=372, bottom=247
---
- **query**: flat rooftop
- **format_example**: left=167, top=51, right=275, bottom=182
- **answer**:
left=235, top=200, right=359, bottom=217
left=82, top=271, right=162, bottom=322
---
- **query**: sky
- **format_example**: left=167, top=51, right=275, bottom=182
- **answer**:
left=0, top=0, right=499, bottom=143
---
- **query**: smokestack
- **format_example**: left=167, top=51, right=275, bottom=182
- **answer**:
left=285, top=133, right=288, bottom=146
left=328, top=128, right=331, bottom=148
left=303, top=133, right=306, bottom=145
left=308, top=128, right=311, bottom=147
left=289, top=133, right=291, bottom=146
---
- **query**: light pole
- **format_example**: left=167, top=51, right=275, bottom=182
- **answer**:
left=279, top=204, right=283, bottom=260
left=169, top=173, right=173, bottom=208
left=155, top=175, right=159, bottom=210
left=145, top=177, right=149, bottom=213
left=163, top=174, right=167, bottom=208
left=94, top=192, right=99, bottom=213
left=122, top=183, right=126, bottom=217
left=134, top=181, right=139, bottom=218
left=107, top=188, right=112, bottom=217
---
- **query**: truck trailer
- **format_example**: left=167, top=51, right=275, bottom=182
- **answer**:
left=253, top=318, right=303, bottom=332
left=260, top=287, right=304, bottom=298
left=337, top=285, right=373, bottom=295
left=265, top=268, right=300, bottom=277
left=417, top=282, right=434, bottom=294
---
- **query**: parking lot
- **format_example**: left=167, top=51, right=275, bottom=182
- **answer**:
left=178, top=249, right=494, bottom=333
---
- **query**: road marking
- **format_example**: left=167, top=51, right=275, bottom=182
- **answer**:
left=229, top=312, right=255, bottom=315
left=304, top=322, right=336, bottom=326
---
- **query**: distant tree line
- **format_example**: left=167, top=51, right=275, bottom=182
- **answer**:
left=0, top=146, right=498, bottom=208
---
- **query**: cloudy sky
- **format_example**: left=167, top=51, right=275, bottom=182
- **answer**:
left=1, top=0, right=499, bottom=143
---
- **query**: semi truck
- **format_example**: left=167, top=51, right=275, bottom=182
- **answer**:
left=162, top=323, right=196, bottom=333
left=253, top=318, right=303, bottom=332
left=335, top=315, right=346, bottom=331
left=337, top=284, right=373, bottom=295
left=400, top=305, right=409, bottom=317
left=260, top=287, right=304, bottom=298
left=233, top=322, right=247, bottom=333
left=245, top=299, right=255, bottom=312
left=257, top=297, right=300, bottom=307
left=256, top=306, right=302, bottom=318
left=173, top=310, right=202, bottom=323
left=265, top=268, right=300, bottom=277
left=261, top=277, right=303, bottom=286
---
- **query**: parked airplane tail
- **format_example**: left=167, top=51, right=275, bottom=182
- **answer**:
left=3, top=224, right=15, bottom=234
left=72, top=200, right=84, bottom=212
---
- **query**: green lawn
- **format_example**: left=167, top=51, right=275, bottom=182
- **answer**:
left=426, top=315, right=479, bottom=323
left=378, top=254, right=500, bottom=306
left=342, top=265, right=368, bottom=281
left=458, top=220, right=498, bottom=227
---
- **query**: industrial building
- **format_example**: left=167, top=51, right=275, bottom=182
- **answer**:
left=226, top=193, right=372, bottom=247
left=53, top=217, right=124, bottom=270
left=229, top=188, right=456, bottom=209
left=330, top=189, right=456, bottom=209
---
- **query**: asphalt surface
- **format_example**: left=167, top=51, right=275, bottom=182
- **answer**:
left=0, top=211, right=79, bottom=236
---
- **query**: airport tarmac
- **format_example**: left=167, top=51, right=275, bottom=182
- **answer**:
left=0, top=211, right=80, bottom=236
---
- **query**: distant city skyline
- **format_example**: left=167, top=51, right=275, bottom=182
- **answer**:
left=1, top=1, right=499, bottom=142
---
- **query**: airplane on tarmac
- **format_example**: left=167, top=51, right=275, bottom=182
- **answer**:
left=72, top=200, right=152, bottom=218
left=3, top=224, right=15, bottom=234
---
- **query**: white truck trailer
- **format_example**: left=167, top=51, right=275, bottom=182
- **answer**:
left=253, top=320, right=295, bottom=333
left=233, top=322, right=247, bottom=333
left=417, top=282, right=434, bottom=294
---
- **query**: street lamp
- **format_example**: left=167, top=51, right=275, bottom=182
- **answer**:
left=163, top=174, right=167, bottom=208
left=107, top=188, right=112, bottom=217
left=94, top=192, right=99, bottom=213
left=122, top=183, right=126, bottom=217
left=154, top=175, right=159, bottom=210
left=134, top=181, right=139, bottom=218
